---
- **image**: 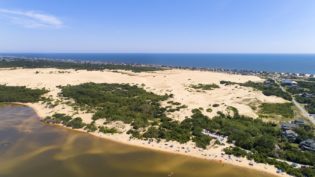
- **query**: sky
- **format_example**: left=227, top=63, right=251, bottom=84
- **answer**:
left=0, top=0, right=315, bottom=53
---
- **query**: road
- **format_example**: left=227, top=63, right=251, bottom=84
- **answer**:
left=292, top=99, right=315, bottom=125
left=279, top=84, right=315, bottom=125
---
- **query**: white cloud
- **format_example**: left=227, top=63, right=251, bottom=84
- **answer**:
left=0, top=8, right=63, bottom=29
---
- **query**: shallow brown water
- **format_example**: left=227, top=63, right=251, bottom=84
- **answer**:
left=0, top=105, right=276, bottom=177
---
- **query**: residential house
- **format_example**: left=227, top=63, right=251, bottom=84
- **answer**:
left=282, top=130, right=298, bottom=141
left=281, top=123, right=297, bottom=130
left=292, top=119, right=305, bottom=126
left=299, top=139, right=315, bottom=152
left=299, top=93, right=314, bottom=98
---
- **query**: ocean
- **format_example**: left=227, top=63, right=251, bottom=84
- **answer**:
left=1, top=53, right=315, bottom=74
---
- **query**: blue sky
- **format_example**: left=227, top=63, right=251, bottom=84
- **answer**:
left=0, top=0, right=315, bottom=53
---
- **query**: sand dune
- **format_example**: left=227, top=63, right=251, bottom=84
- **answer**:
left=0, top=68, right=288, bottom=177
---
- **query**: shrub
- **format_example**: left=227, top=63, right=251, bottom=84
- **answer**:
left=0, top=85, right=47, bottom=103
left=67, top=117, right=85, bottom=129
left=99, top=126, right=118, bottom=134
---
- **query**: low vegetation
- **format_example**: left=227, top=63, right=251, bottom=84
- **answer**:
left=44, top=113, right=119, bottom=134
left=0, top=85, right=47, bottom=102
left=190, top=83, right=219, bottom=90
left=206, top=108, right=212, bottom=113
left=84, top=123, right=98, bottom=132
left=165, top=101, right=188, bottom=112
left=67, top=117, right=85, bottom=129
left=99, top=126, right=118, bottom=134
left=60, top=83, right=170, bottom=128
left=259, top=103, right=294, bottom=119
left=44, top=113, right=86, bottom=129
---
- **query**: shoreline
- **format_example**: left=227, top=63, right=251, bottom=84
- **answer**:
left=25, top=103, right=288, bottom=177
left=2, top=56, right=315, bottom=76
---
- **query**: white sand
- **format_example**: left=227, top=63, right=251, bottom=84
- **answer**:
left=0, top=68, right=289, bottom=177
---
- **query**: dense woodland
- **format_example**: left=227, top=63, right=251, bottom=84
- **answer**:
left=0, top=58, right=163, bottom=72
left=0, top=85, right=47, bottom=102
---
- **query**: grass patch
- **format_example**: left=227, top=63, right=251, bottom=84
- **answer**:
left=259, top=103, right=294, bottom=119
left=190, top=83, right=219, bottom=90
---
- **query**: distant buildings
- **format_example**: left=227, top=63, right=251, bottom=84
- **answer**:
left=299, top=139, right=315, bottom=152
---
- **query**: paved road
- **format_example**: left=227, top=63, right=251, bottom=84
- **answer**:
left=292, top=99, right=315, bottom=125
left=279, top=84, right=315, bottom=125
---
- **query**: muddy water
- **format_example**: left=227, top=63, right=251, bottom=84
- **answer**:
left=0, top=105, right=276, bottom=177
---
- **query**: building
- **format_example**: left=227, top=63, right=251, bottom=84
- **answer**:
left=299, top=93, right=314, bottom=98
left=281, top=123, right=297, bottom=130
left=292, top=119, right=305, bottom=126
left=299, top=139, right=315, bottom=152
left=281, top=79, right=297, bottom=86
left=282, top=130, right=298, bottom=141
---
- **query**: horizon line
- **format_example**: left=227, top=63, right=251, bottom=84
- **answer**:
left=1, top=52, right=315, bottom=55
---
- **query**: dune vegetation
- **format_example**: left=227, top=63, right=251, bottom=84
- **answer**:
left=0, top=85, right=47, bottom=103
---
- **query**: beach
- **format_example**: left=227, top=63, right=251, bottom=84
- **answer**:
left=0, top=68, right=289, bottom=177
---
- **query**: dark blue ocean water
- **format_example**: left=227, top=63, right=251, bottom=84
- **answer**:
left=1, top=53, right=315, bottom=74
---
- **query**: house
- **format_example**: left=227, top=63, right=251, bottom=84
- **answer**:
left=263, top=79, right=275, bottom=87
left=281, top=123, right=297, bottom=130
left=299, top=93, right=314, bottom=98
left=299, top=139, right=315, bottom=152
left=292, top=119, right=305, bottom=126
left=281, top=79, right=297, bottom=86
left=282, top=130, right=298, bottom=141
